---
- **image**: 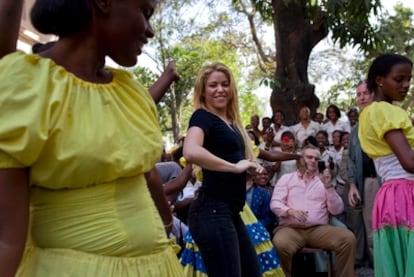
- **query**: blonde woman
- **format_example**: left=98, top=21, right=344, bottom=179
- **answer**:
left=183, top=62, right=263, bottom=277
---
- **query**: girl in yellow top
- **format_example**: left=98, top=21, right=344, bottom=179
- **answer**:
left=359, top=54, right=414, bottom=277
left=0, top=0, right=183, bottom=276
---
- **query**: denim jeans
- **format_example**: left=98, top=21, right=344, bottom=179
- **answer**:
left=188, top=192, right=261, bottom=277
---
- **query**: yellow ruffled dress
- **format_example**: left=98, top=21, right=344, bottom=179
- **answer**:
left=0, top=52, right=183, bottom=276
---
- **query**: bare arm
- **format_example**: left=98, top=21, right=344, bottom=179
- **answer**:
left=163, top=163, right=192, bottom=201
left=0, top=168, right=30, bottom=277
left=145, top=167, right=173, bottom=234
left=258, top=148, right=301, bottom=162
left=149, top=61, right=180, bottom=104
left=384, top=129, right=414, bottom=173
left=183, top=126, right=257, bottom=173
left=0, top=0, right=23, bottom=58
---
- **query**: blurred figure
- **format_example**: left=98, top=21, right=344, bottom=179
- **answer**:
left=313, top=112, right=324, bottom=125
left=347, top=108, right=359, bottom=128
left=250, top=114, right=263, bottom=142
left=262, top=116, right=272, bottom=134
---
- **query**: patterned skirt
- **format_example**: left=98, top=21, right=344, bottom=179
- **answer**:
left=180, top=204, right=285, bottom=277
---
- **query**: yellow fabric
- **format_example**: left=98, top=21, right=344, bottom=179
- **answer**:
left=252, top=142, right=260, bottom=158
left=0, top=52, right=183, bottom=276
left=241, top=206, right=285, bottom=277
left=359, top=101, right=414, bottom=159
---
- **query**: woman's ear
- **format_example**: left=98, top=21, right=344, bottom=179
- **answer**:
left=375, top=75, right=384, bottom=88
left=94, top=0, right=112, bottom=13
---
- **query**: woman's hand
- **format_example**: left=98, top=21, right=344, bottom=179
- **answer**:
left=234, top=160, right=264, bottom=174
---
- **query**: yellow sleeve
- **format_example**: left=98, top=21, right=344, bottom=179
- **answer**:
left=359, top=102, right=414, bottom=159
left=372, top=102, right=412, bottom=139
left=0, top=52, right=48, bottom=168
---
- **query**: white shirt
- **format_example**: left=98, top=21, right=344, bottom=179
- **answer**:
left=375, top=154, right=414, bottom=182
left=272, top=124, right=293, bottom=144
left=292, top=120, right=321, bottom=148
left=322, top=120, right=351, bottom=145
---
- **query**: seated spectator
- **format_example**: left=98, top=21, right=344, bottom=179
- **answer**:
left=258, top=126, right=278, bottom=179
left=303, top=135, right=318, bottom=148
left=173, top=164, right=202, bottom=224
left=272, top=131, right=299, bottom=185
left=292, top=106, right=321, bottom=150
left=347, top=108, right=359, bottom=128
left=262, top=116, right=272, bottom=134
left=246, top=170, right=277, bottom=233
left=271, top=110, right=292, bottom=149
left=322, top=104, right=351, bottom=145
left=270, top=145, right=356, bottom=277
left=250, top=114, right=263, bottom=142
left=315, top=130, right=336, bottom=175
left=313, top=112, right=324, bottom=125
left=246, top=127, right=261, bottom=146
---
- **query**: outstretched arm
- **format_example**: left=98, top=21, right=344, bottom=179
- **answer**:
left=258, top=148, right=301, bottom=162
left=149, top=61, right=180, bottom=104
left=0, top=168, right=30, bottom=277
left=0, top=0, right=23, bottom=58
left=164, top=163, right=192, bottom=202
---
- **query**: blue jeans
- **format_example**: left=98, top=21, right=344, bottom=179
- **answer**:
left=188, top=192, right=261, bottom=277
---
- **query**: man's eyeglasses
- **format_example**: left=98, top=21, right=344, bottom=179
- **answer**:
left=304, top=155, right=320, bottom=161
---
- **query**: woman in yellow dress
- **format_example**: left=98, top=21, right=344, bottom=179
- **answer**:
left=0, top=0, right=183, bottom=276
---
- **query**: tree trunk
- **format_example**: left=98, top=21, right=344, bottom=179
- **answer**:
left=270, top=0, right=327, bottom=125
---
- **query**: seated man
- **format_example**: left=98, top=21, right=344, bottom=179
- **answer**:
left=270, top=145, right=356, bottom=277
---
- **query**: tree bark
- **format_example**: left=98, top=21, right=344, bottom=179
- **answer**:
left=270, top=0, right=327, bottom=125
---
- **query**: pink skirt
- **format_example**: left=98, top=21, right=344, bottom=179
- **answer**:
left=372, top=178, right=414, bottom=277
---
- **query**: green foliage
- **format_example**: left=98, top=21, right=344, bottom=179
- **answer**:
left=239, top=90, right=263, bottom=126
left=323, top=3, right=414, bottom=115
left=259, top=77, right=281, bottom=89
left=138, top=0, right=255, bottom=141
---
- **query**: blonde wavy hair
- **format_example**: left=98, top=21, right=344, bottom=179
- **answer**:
left=193, top=62, right=255, bottom=161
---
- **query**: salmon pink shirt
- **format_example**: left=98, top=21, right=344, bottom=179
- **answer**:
left=270, top=171, right=343, bottom=226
